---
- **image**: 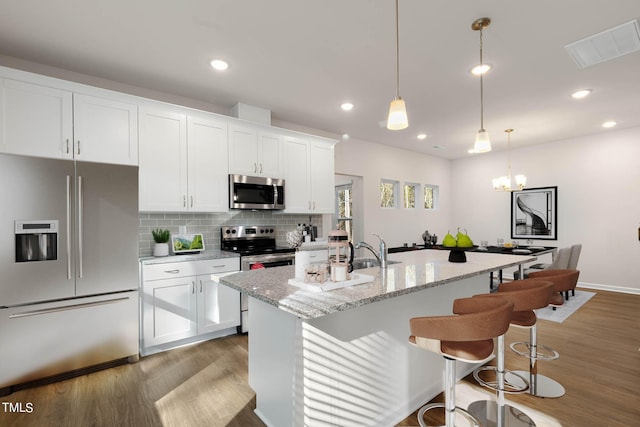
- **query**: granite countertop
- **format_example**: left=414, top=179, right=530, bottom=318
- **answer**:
left=220, top=249, right=536, bottom=319
left=140, top=249, right=239, bottom=265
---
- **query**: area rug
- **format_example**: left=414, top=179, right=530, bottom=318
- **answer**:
left=535, top=290, right=595, bottom=323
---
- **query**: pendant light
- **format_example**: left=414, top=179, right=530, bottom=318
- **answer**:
left=492, top=129, right=527, bottom=191
left=387, top=0, right=408, bottom=130
left=472, top=17, right=491, bottom=152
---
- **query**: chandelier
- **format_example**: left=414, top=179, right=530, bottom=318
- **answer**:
left=492, top=129, right=527, bottom=191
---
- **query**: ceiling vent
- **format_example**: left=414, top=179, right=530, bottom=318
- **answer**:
left=564, top=19, right=640, bottom=68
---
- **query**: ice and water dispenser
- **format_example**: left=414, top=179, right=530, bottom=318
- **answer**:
left=15, top=220, right=58, bottom=262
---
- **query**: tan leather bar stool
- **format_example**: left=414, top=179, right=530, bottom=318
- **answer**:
left=510, top=270, right=580, bottom=398
left=468, top=279, right=555, bottom=427
left=528, top=269, right=580, bottom=308
left=409, top=297, right=514, bottom=427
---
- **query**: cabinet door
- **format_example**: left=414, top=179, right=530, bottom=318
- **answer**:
left=283, top=136, right=311, bottom=213
left=1, top=79, right=73, bottom=159
left=309, top=140, right=335, bottom=213
left=139, top=105, right=188, bottom=211
left=73, top=93, right=138, bottom=165
left=228, top=122, right=258, bottom=175
left=197, top=274, right=241, bottom=335
left=258, top=129, right=284, bottom=177
left=142, top=276, right=198, bottom=347
left=187, top=113, right=228, bottom=212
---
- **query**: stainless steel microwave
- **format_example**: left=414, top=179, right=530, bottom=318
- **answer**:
left=229, top=174, right=285, bottom=210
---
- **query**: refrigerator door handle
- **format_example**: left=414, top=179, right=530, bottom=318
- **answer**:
left=78, top=175, right=84, bottom=278
left=8, top=296, right=130, bottom=319
left=66, top=175, right=72, bottom=280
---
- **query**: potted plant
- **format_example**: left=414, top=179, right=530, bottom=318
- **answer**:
left=152, top=228, right=171, bottom=257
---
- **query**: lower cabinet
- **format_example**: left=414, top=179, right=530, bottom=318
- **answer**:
left=140, top=257, right=240, bottom=355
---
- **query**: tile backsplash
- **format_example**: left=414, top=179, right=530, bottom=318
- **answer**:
left=139, top=211, right=324, bottom=257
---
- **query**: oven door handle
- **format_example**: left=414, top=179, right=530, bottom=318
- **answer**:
left=241, top=252, right=295, bottom=270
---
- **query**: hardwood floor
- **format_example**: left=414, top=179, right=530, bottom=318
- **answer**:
left=1, top=288, right=638, bottom=427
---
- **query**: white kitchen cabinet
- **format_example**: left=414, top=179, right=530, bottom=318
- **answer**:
left=72, top=93, right=138, bottom=165
left=194, top=259, right=241, bottom=335
left=228, top=122, right=284, bottom=177
left=139, top=105, right=188, bottom=211
left=141, top=257, right=240, bottom=355
left=187, top=113, right=229, bottom=212
left=139, top=104, right=228, bottom=212
left=142, top=272, right=198, bottom=348
left=1, top=78, right=72, bottom=159
left=283, top=135, right=336, bottom=213
left=0, top=77, right=137, bottom=165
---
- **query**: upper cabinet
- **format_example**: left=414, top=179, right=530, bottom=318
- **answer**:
left=187, top=112, right=229, bottom=212
left=283, top=135, right=336, bottom=214
left=72, top=93, right=138, bottom=165
left=228, top=122, right=284, bottom=178
left=138, top=102, right=228, bottom=212
left=1, top=79, right=72, bottom=159
left=0, top=75, right=138, bottom=166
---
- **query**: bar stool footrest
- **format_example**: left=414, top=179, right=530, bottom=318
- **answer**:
left=417, top=402, right=481, bottom=427
left=510, top=341, right=559, bottom=361
left=472, top=365, right=530, bottom=394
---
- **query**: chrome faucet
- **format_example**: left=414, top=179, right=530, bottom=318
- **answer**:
left=355, top=234, right=388, bottom=268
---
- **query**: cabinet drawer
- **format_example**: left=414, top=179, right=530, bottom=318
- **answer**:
left=194, top=258, right=240, bottom=275
left=142, top=262, right=198, bottom=281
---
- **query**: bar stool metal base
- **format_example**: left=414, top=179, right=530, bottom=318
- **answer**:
left=467, top=400, right=536, bottom=427
left=417, top=403, right=480, bottom=427
left=511, top=370, right=565, bottom=398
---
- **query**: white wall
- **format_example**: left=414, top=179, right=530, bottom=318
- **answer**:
left=451, top=126, right=640, bottom=293
left=335, top=138, right=452, bottom=248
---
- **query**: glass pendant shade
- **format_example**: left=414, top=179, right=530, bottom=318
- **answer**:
left=515, top=174, right=527, bottom=188
left=474, top=129, right=491, bottom=153
left=387, top=98, right=408, bottom=130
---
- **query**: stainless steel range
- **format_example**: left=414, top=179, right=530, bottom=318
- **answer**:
left=221, top=225, right=295, bottom=332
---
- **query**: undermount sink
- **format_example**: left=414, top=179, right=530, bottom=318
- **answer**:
left=351, top=258, right=400, bottom=270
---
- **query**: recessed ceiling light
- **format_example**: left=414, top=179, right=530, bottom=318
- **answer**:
left=417, top=133, right=427, bottom=140
left=602, top=121, right=617, bottom=128
left=210, top=59, right=229, bottom=71
left=342, top=133, right=350, bottom=140
left=471, top=64, right=491, bottom=75
left=571, top=89, right=592, bottom=99
left=340, top=102, right=354, bottom=111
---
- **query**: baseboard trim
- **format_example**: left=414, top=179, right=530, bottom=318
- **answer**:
left=576, top=282, right=640, bottom=295
left=502, top=274, right=640, bottom=295
left=0, top=356, right=134, bottom=397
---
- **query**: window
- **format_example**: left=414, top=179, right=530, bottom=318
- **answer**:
left=403, top=183, right=419, bottom=209
left=380, top=179, right=398, bottom=208
left=335, top=184, right=353, bottom=241
left=424, top=184, right=439, bottom=210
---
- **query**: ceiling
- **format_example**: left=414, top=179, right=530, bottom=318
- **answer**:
left=1, top=0, right=639, bottom=159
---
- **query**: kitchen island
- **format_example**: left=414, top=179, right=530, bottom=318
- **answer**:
left=221, top=249, right=536, bottom=427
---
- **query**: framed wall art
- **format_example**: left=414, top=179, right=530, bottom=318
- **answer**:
left=511, top=186, right=557, bottom=240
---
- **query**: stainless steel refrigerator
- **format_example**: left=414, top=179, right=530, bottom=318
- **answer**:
left=0, top=153, right=139, bottom=394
